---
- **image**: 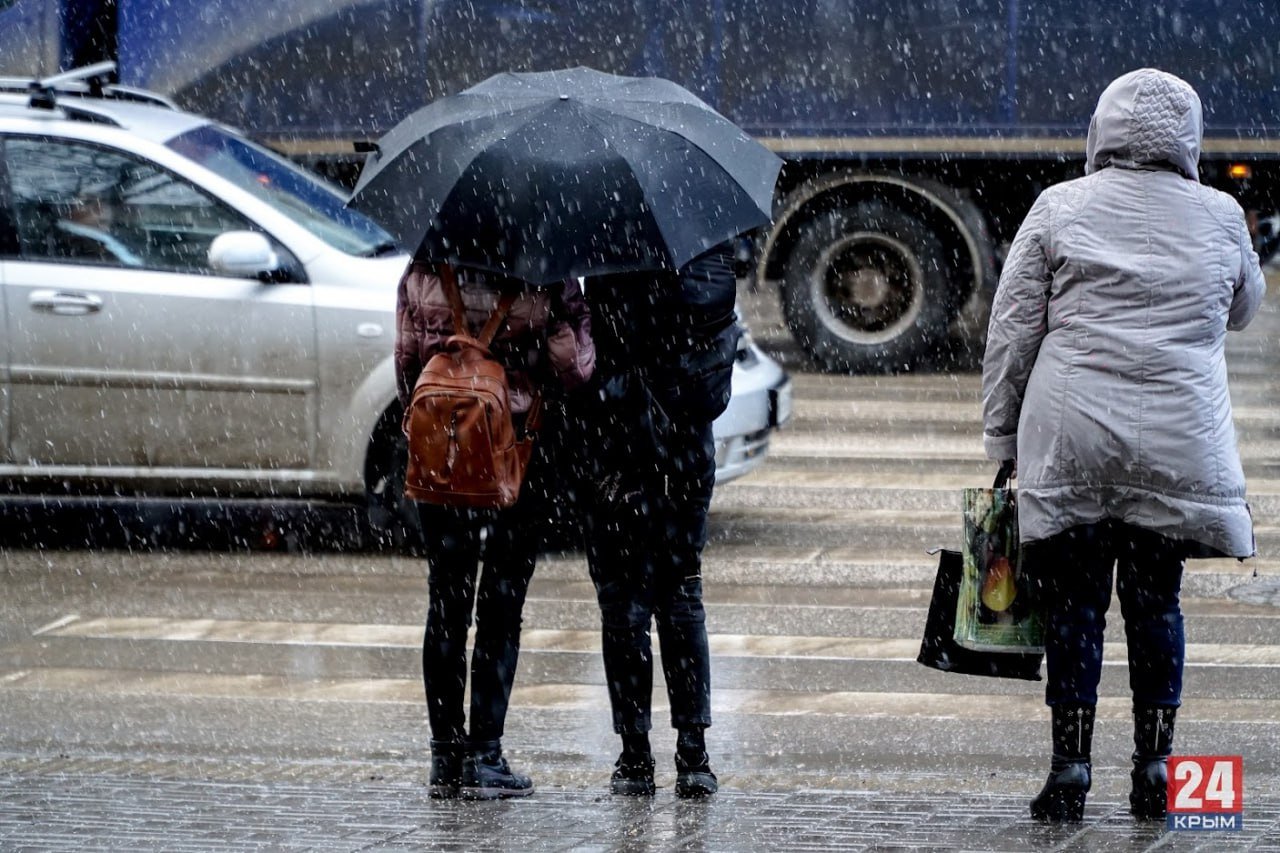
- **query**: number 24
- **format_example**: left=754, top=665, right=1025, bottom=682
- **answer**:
left=1174, top=760, right=1236, bottom=810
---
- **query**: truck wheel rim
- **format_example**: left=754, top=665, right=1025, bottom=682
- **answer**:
left=810, top=232, right=926, bottom=345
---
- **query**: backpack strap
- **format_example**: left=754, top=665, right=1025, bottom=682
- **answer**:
left=438, top=263, right=540, bottom=433
left=438, top=263, right=517, bottom=344
left=437, top=263, right=469, bottom=334
left=522, top=392, right=544, bottom=435
left=478, top=291, right=518, bottom=346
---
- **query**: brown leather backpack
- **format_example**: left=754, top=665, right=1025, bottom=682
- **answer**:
left=402, top=265, right=541, bottom=508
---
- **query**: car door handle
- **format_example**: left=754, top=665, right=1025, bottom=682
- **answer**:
left=29, top=289, right=104, bottom=315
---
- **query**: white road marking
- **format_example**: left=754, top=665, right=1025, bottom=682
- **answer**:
left=31, top=614, right=80, bottom=636
left=34, top=616, right=1280, bottom=666
left=1, top=667, right=1278, bottom=725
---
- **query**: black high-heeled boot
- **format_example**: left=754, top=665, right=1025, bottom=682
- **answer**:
left=1130, top=705, right=1177, bottom=819
left=1030, top=705, right=1094, bottom=822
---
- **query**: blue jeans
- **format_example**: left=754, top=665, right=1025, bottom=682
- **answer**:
left=584, top=420, right=715, bottom=734
left=1026, top=521, right=1186, bottom=708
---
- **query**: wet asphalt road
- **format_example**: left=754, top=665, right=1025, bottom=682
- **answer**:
left=2, top=279, right=1280, bottom=849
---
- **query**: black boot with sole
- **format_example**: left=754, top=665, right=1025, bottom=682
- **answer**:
left=428, top=738, right=464, bottom=799
left=1031, top=705, right=1095, bottom=822
left=461, top=740, right=534, bottom=800
left=1130, top=705, right=1177, bottom=819
left=611, top=733, right=656, bottom=796
left=674, top=727, right=718, bottom=799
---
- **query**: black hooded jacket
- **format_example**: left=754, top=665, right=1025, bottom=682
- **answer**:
left=585, top=243, right=740, bottom=427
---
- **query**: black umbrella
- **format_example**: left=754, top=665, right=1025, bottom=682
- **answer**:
left=347, top=67, right=782, bottom=285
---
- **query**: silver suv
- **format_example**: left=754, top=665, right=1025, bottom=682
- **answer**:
left=0, top=67, right=791, bottom=544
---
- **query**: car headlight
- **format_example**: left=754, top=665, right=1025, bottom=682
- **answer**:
left=733, top=311, right=759, bottom=365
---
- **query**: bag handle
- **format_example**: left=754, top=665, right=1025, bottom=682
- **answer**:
left=438, top=263, right=517, bottom=345
left=994, top=459, right=1016, bottom=489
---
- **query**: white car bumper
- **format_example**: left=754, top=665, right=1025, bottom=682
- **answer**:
left=713, top=338, right=791, bottom=484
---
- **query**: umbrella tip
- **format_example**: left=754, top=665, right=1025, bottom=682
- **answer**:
left=559, top=94, right=569, bottom=101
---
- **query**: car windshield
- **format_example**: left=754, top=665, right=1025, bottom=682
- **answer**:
left=166, top=125, right=397, bottom=257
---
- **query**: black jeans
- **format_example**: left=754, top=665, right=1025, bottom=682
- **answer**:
left=584, top=419, right=715, bottom=734
left=417, top=443, right=546, bottom=746
left=1025, top=521, right=1187, bottom=709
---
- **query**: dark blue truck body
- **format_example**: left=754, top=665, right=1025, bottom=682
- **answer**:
left=4, top=0, right=1277, bottom=369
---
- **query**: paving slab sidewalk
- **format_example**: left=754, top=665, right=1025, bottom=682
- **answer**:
left=2, top=772, right=1278, bottom=852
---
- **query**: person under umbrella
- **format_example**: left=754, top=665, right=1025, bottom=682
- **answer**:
left=353, top=65, right=780, bottom=799
left=568, top=241, right=741, bottom=798
left=395, top=260, right=594, bottom=799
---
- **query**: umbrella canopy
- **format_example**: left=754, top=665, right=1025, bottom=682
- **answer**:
left=347, top=67, right=782, bottom=285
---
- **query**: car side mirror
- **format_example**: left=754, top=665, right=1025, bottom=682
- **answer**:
left=208, top=231, right=282, bottom=280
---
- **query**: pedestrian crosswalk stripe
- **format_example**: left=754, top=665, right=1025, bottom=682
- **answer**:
left=37, top=615, right=1280, bottom=666
left=788, top=398, right=1280, bottom=426
left=2, top=666, right=1279, bottom=725
left=768, top=432, right=1280, bottom=460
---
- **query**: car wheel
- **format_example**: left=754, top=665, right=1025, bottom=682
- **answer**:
left=781, top=202, right=957, bottom=373
left=365, top=410, right=424, bottom=554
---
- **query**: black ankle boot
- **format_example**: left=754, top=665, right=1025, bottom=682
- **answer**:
left=674, top=729, right=717, bottom=798
left=610, top=732, right=656, bottom=796
left=674, top=749, right=718, bottom=798
left=461, top=740, right=534, bottom=800
left=611, top=751, right=657, bottom=796
left=428, top=738, right=464, bottom=799
left=1131, top=705, right=1177, bottom=820
left=1030, top=705, right=1094, bottom=822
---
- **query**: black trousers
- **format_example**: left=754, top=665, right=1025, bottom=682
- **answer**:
left=1024, top=521, right=1187, bottom=709
left=416, top=441, right=547, bottom=747
left=583, top=419, right=715, bottom=734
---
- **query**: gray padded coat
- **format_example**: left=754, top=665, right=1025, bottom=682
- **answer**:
left=982, top=68, right=1266, bottom=556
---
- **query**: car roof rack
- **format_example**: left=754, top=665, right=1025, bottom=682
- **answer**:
left=0, top=62, right=178, bottom=118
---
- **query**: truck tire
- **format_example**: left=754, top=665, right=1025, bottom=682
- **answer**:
left=364, top=411, right=424, bottom=554
left=782, top=202, right=956, bottom=373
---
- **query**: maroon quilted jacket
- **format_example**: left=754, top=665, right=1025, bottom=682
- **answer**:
left=394, top=262, right=595, bottom=415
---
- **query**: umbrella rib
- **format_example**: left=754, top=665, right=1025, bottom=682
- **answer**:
left=582, top=103, right=777, bottom=196
left=349, top=99, right=554, bottom=199
left=577, top=107, right=773, bottom=256
left=566, top=106, right=685, bottom=264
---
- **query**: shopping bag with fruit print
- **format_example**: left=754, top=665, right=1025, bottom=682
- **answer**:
left=917, top=547, right=1043, bottom=680
left=954, top=461, right=1044, bottom=653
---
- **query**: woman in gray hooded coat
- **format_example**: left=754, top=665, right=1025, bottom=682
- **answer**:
left=982, top=68, right=1265, bottom=822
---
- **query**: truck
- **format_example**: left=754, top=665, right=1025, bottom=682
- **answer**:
left=4, top=0, right=1278, bottom=372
